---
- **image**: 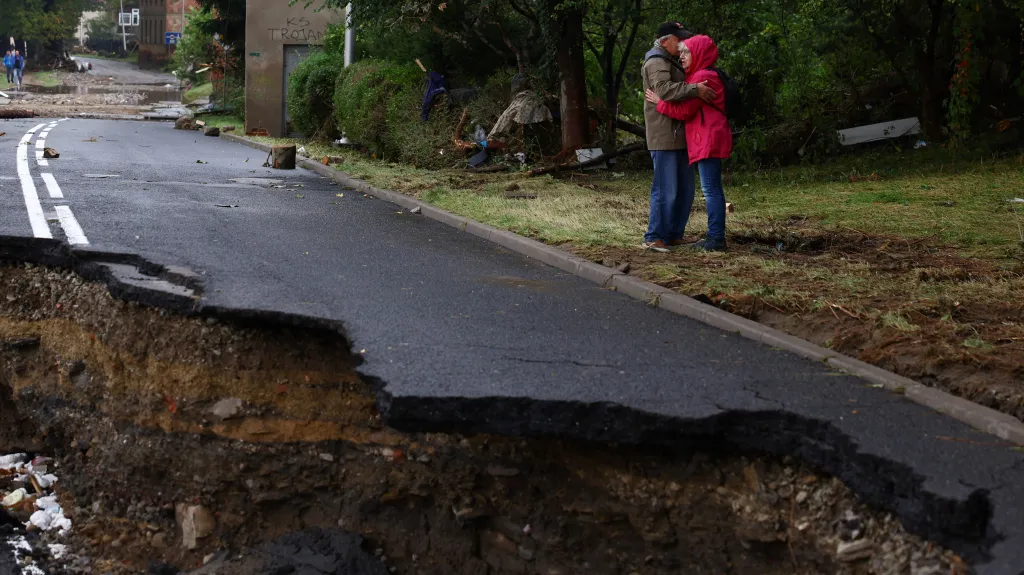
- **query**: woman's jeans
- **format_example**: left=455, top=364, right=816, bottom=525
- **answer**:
left=696, top=158, right=726, bottom=243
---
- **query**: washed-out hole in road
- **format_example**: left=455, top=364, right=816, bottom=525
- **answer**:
left=0, top=262, right=974, bottom=574
left=19, top=84, right=184, bottom=106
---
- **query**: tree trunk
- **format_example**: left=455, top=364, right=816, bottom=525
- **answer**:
left=555, top=7, right=590, bottom=152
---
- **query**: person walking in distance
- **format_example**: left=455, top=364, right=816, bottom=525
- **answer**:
left=3, top=50, right=13, bottom=85
left=645, top=35, right=733, bottom=251
left=640, top=22, right=717, bottom=252
left=13, top=50, right=25, bottom=87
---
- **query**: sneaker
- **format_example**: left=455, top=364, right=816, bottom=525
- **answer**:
left=691, top=238, right=727, bottom=252
left=642, top=240, right=670, bottom=253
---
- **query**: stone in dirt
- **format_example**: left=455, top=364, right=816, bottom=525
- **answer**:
left=837, top=539, right=874, bottom=562
left=204, top=127, right=220, bottom=137
left=176, top=504, right=216, bottom=550
left=184, top=528, right=389, bottom=575
left=208, top=398, right=244, bottom=420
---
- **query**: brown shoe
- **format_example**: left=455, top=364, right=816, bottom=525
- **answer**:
left=668, top=236, right=700, bottom=247
left=641, top=240, right=670, bottom=253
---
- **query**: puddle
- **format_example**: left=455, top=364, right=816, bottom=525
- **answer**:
left=24, top=84, right=184, bottom=105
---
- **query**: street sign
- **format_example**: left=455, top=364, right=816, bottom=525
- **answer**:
left=165, top=32, right=182, bottom=45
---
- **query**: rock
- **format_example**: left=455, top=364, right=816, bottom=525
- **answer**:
left=837, top=539, right=874, bottom=562
left=203, top=126, right=220, bottom=137
left=151, top=532, right=167, bottom=549
left=43, top=148, right=60, bottom=159
left=486, top=465, right=520, bottom=477
left=222, top=126, right=235, bottom=132
left=176, top=504, right=216, bottom=550
left=208, top=398, right=244, bottom=420
left=409, top=206, right=421, bottom=214
left=174, top=116, right=194, bottom=130
left=795, top=490, right=808, bottom=504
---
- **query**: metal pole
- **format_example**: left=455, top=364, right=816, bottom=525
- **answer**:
left=343, top=3, right=354, bottom=67
left=120, top=0, right=127, bottom=51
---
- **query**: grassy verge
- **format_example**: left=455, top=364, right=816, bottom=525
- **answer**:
left=246, top=134, right=1024, bottom=419
left=199, top=114, right=243, bottom=129
left=183, top=82, right=213, bottom=104
left=21, top=71, right=63, bottom=88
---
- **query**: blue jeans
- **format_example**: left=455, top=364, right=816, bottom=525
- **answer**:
left=696, top=158, right=727, bottom=242
left=645, top=150, right=695, bottom=243
left=15, top=69, right=22, bottom=85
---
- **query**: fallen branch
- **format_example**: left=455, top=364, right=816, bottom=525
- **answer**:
left=528, top=142, right=645, bottom=177
left=453, top=109, right=476, bottom=151
left=615, top=118, right=646, bottom=138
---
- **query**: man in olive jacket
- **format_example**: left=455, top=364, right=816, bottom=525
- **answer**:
left=641, top=22, right=716, bottom=251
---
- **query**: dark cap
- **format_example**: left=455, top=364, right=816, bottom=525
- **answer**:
left=656, top=22, right=693, bottom=40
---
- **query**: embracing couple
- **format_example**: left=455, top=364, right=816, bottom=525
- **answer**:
left=641, top=22, right=732, bottom=252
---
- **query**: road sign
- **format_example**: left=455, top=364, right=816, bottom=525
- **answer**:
left=165, top=32, right=182, bottom=45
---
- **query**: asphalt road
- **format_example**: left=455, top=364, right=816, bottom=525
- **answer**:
left=74, top=57, right=178, bottom=85
left=2, top=118, right=1024, bottom=573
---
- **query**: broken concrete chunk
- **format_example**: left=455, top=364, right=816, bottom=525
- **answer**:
left=43, top=148, right=59, bottom=159
left=208, top=398, right=244, bottom=420
left=836, top=539, right=874, bottom=562
left=176, top=504, right=216, bottom=550
left=203, top=126, right=220, bottom=137
left=271, top=145, right=297, bottom=170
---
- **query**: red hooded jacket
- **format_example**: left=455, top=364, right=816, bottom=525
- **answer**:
left=655, top=35, right=733, bottom=164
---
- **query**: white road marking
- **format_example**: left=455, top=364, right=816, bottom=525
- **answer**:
left=35, top=139, right=46, bottom=150
left=26, top=123, right=45, bottom=134
left=54, top=206, right=88, bottom=245
left=37, top=158, right=49, bottom=167
left=17, top=131, right=52, bottom=238
left=40, top=173, right=63, bottom=199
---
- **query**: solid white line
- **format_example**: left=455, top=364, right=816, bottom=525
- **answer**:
left=26, top=123, right=45, bottom=134
left=40, top=173, right=63, bottom=199
left=16, top=133, right=52, bottom=239
left=54, top=206, right=88, bottom=245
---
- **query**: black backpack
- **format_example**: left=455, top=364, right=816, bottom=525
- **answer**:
left=645, top=54, right=742, bottom=119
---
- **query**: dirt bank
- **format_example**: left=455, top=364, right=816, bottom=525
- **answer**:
left=0, top=263, right=969, bottom=574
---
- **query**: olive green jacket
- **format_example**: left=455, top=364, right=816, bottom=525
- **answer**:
left=642, top=44, right=699, bottom=151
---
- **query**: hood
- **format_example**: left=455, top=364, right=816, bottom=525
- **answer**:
left=683, top=34, right=718, bottom=72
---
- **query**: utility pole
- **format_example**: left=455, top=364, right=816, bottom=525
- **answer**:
left=343, top=3, right=354, bottom=67
left=120, top=0, right=127, bottom=51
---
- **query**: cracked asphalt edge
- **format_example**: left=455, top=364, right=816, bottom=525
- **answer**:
left=220, top=133, right=1024, bottom=446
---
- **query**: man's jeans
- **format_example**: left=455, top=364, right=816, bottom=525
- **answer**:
left=696, top=158, right=727, bottom=242
left=645, top=150, right=695, bottom=243
left=15, top=69, right=23, bottom=85
left=5, top=68, right=12, bottom=83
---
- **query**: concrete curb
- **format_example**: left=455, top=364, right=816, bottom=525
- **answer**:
left=219, top=133, right=1024, bottom=446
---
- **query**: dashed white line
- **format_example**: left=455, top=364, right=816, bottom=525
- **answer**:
left=54, top=206, right=88, bottom=245
left=40, top=173, right=64, bottom=199
left=16, top=129, right=52, bottom=239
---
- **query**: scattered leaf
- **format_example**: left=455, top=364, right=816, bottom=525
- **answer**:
left=295, top=194, right=304, bottom=198
left=336, top=193, right=344, bottom=198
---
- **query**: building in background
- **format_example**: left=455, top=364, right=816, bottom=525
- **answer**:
left=244, top=0, right=340, bottom=137
left=76, top=11, right=108, bottom=46
left=139, top=0, right=199, bottom=67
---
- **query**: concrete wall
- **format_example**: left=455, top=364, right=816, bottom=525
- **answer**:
left=244, top=0, right=340, bottom=137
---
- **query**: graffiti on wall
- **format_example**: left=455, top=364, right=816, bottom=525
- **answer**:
left=268, top=17, right=324, bottom=43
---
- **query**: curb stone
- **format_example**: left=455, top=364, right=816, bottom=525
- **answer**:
left=219, top=132, right=1024, bottom=446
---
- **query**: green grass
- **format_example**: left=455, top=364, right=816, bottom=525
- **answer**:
left=183, top=82, right=213, bottom=104
left=21, top=71, right=63, bottom=88
left=198, top=114, right=243, bottom=129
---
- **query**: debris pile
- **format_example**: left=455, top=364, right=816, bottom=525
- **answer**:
left=2, top=452, right=71, bottom=574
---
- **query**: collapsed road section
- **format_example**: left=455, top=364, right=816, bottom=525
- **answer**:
left=0, top=238, right=1019, bottom=574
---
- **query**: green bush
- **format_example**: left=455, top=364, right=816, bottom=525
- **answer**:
left=287, top=50, right=345, bottom=139
left=332, top=60, right=423, bottom=158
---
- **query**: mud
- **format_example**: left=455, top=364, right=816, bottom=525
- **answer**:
left=0, top=262, right=970, bottom=575
left=568, top=226, right=1024, bottom=424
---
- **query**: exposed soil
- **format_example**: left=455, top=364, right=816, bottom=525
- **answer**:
left=567, top=222, right=1024, bottom=423
left=0, top=263, right=970, bottom=574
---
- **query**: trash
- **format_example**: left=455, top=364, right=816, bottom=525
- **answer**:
left=214, top=204, right=239, bottom=208
left=2, top=487, right=27, bottom=507
left=838, top=118, right=920, bottom=146
left=575, top=148, right=606, bottom=170
left=195, top=120, right=206, bottom=127
left=468, top=149, right=488, bottom=168
left=43, top=148, right=59, bottom=159
left=473, top=124, right=487, bottom=147
left=297, top=146, right=307, bottom=155
left=82, top=174, right=119, bottom=178
left=726, top=202, right=735, bottom=213
left=410, top=206, right=422, bottom=214
left=203, top=126, right=221, bottom=137
left=489, top=90, right=553, bottom=137
left=914, top=140, right=927, bottom=149
left=1009, top=198, right=1024, bottom=203
left=321, top=155, right=344, bottom=165
left=421, top=71, right=448, bottom=121
left=196, top=160, right=208, bottom=164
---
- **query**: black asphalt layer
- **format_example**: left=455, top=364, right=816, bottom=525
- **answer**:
left=2, top=119, right=1024, bottom=574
